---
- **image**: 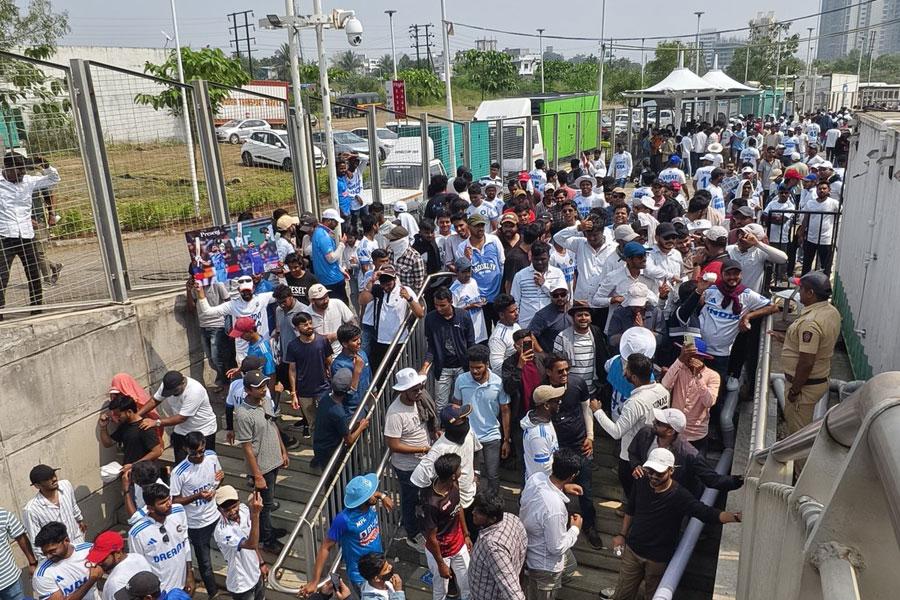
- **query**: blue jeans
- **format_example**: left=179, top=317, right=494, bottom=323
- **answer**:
left=188, top=520, right=218, bottom=596
left=199, top=326, right=227, bottom=385
left=572, top=450, right=596, bottom=530
left=0, top=578, right=23, bottom=600
left=361, top=324, right=376, bottom=359
left=394, top=467, right=420, bottom=539
left=616, top=178, right=626, bottom=188
left=260, top=467, right=279, bottom=544
left=477, top=439, right=502, bottom=496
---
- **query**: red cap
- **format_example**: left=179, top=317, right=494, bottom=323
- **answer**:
left=228, top=316, right=257, bottom=338
left=671, top=181, right=682, bottom=191
left=784, top=169, right=802, bottom=180
left=86, top=531, right=124, bottom=563
left=518, top=171, right=530, bottom=182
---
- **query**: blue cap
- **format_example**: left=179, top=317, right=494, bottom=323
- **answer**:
left=804, top=174, right=818, bottom=181
left=675, top=337, right=712, bottom=359
left=669, top=155, right=681, bottom=164
left=344, top=473, right=379, bottom=508
left=454, top=257, right=472, bottom=271
left=440, top=403, right=472, bottom=426
left=624, top=241, right=648, bottom=258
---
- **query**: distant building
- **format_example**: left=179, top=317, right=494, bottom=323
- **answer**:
left=475, top=39, right=498, bottom=52
left=792, top=73, right=859, bottom=113
left=858, top=82, right=900, bottom=108
left=817, top=0, right=900, bottom=61
left=502, top=48, right=541, bottom=76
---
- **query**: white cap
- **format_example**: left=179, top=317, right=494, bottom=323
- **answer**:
left=740, top=166, right=755, bottom=175
left=619, top=327, right=657, bottom=360
left=741, top=223, right=766, bottom=238
left=819, top=160, right=833, bottom=169
left=394, top=200, right=408, bottom=213
left=321, top=208, right=344, bottom=223
left=638, top=196, right=656, bottom=210
left=643, top=447, right=676, bottom=473
left=308, top=283, right=329, bottom=299
left=790, top=152, right=801, bottom=161
left=688, top=219, right=712, bottom=233
left=614, top=224, right=639, bottom=242
left=701, top=153, right=716, bottom=162
left=653, top=408, right=686, bottom=433
left=622, top=281, right=650, bottom=307
left=392, top=367, right=427, bottom=391
left=703, top=225, right=729, bottom=242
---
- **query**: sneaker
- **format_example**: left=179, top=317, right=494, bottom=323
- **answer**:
left=284, top=437, right=301, bottom=450
left=584, top=527, right=605, bottom=550
left=261, top=540, right=284, bottom=554
left=302, top=425, right=311, bottom=438
left=271, top=527, right=288, bottom=539
left=49, top=263, right=62, bottom=285
left=290, top=417, right=308, bottom=429
left=406, top=534, right=426, bottom=553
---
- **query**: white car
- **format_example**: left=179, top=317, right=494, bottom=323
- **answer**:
left=349, top=127, right=398, bottom=160
left=216, top=118, right=271, bottom=144
left=241, top=130, right=325, bottom=171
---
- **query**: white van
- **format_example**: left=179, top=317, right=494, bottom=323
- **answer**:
left=358, top=137, right=446, bottom=212
left=474, top=98, right=545, bottom=175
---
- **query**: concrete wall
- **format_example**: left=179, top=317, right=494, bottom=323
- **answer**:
left=0, top=289, right=208, bottom=548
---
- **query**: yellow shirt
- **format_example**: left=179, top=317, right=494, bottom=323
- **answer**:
left=781, top=300, right=842, bottom=379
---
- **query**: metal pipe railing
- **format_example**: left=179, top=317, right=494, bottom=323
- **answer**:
left=652, top=449, right=734, bottom=600
left=268, top=272, right=452, bottom=593
left=750, top=313, right=775, bottom=455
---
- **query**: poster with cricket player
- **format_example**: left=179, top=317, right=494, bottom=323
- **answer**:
left=185, top=217, right=280, bottom=285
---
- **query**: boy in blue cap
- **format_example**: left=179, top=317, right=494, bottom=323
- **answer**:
left=302, top=474, right=394, bottom=597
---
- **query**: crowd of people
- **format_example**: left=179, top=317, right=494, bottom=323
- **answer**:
left=0, top=108, right=850, bottom=600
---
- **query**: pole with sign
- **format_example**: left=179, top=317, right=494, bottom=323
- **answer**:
left=384, top=79, right=407, bottom=117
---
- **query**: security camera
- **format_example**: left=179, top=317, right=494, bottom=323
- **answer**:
left=345, top=16, right=363, bottom=46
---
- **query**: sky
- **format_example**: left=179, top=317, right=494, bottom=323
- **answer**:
left=48, top=0, right=823, bottom=63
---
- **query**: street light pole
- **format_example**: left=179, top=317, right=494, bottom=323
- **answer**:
left=806, top=27, right=814, bottom=76
left=537, top=28, right=545, bottom=94
left=286, top=0, right=313, bottom=214
left=694, top=11, right=704, bottom=73
left=169, top=0, right=202, bottom=217
left=597, top=0, right=606, bottom=116
left=313, top=0, right=339, bottom=223
left=385, top=10, right=397, bottom=79
left=439, top=0, right=456, bottom=173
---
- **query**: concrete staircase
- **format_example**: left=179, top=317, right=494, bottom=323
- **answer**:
left=137, top=397, right=723, bottom=600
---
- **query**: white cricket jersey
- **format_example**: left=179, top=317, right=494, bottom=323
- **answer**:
left=169, top=452, right=222, bottom=529
left=101, top=554, right=153, bottom=600
left=699, top=286, right=771, bottom=356
left=33, top=543, right=99, bottom=600
left=213, top=504, right=261, bottom=594
left=658, top=168, right=686, bottom=185
left=128, top=506, right=191, bottom=593
left=693, top=166, right=714, bottom=190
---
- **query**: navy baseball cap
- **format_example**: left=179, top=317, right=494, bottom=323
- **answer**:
left=440, top=404, right=472, bottom=426
left=624, top=241, right=647, bottom=258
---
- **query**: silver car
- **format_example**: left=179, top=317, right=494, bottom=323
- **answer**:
left=349, top=127, right=397, bottom=160
left=216, top=118, right=271, bottom=144
left=311, top=129, right=370, bottom=159
left=241, top=130, right=325, bottom=171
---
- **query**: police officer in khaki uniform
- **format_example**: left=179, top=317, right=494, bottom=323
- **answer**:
left=768, top=271, right=841, bottom=437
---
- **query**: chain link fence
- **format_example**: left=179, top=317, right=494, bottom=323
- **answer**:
left=0, top=51, right=109, bottom=314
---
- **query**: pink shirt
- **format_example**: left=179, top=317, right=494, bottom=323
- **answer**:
left=661, top=360, right=721, bottom=441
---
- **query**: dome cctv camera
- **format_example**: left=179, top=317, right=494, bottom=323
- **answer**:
left=345, top=16, right=363, bottom=46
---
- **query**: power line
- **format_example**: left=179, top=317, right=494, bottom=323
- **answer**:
left=409, top=23, right=435, bottom=71
left=227, top=9, right=255, bottom=77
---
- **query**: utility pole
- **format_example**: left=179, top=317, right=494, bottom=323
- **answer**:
left=409, top=23, right=435, bottom=72
left=774, top=26, right=782, bottom=116
left=385, top=10, right=398, bottom=79
left=537, top=28, right=545, bottom=94
left=806, top=27, right=814, bottom=75
left=440, top=0, right=456, bottom=173
left=424, top=24, right=436, bottom=72
left=170, top=0, right=201, bottom=217
left=597, top=0, right=606, bottom=117
left=694, top=11, right=704, bottom=73
left=410, top=24, right=421, bottom=69
left=228, top=10, right=256, bottom=76
left=867, top=30, right=876, bottom=83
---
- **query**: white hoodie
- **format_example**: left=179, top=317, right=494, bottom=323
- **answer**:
left=520, top=411, right=559, bottom=479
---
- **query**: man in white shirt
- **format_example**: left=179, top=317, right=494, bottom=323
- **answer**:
left=87, top=532, right=152, bottom=600
left=591, top=242, right=658, bottom=333
left=510, top=242, right=566, bottom=328
left=196, top=275, right=276, bottom=360
left=128, top=484, right=193, bottom=594
left=411, top=405, right=481, bottom=511
left=824, top=126, right=841, bottom=160
left=169, top=433, right=225, bottom=600
left=23, top=466, right=86, bottom=560
left=214, top=486, right=268, bottom=600
left=553, top=214, right=617, bottom=304
left=487, top=294, right=520, bottom=372
left=32, top=523, right=100, bottom=600
left=529, top=159, right=548, bottom=194
left=658, top=156, right=687, bottom=188
left=358, top=265, right=424, bottom=370
left=799, top=182, right=841, bottom=276
left=589, top=353, right=669, bottom=506
left=739, top=137, right=761, bottom=169
left=691, top=154, right=715, bottom=194
left=642, top=222, right=683, bottom=308
left=762, top=185, right=796, bottom=280
left=521, top=385, right=563, bottom=479
left=302, top=283, right=357, bottom=355
left=520, top=448, right=583, bottom=600
left=136, top=371, right=218, bottom=464
left=573, top=176, right=606, bottom=219
left=611, top=143, right=633, bottom=187
left=727, top=224, right=788, bottom=292
left=0, top=153, right=61, bottom=311
left=705, top=168, right=727, bottom=216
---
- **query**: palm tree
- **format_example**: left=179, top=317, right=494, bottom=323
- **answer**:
left=332, top=50, right=364, bottom=74
left=376, top=54, right=393, bottom=78
left=273, top=43, right=290, bottom=80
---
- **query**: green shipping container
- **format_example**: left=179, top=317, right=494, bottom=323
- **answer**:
left=396, top=121, right=489, bottom=180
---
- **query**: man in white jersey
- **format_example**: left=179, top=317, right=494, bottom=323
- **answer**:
left=214, top=487, right=268, bottom=600
left=196, top=275, right=276, bottom=361
left=169, top=433, right=225, bottom=600
left=658, top=156, right=687, bottom=187
left=611, top=143, right=633, bottom=187
left=87, top=531, right=152, bottom=600
left=32, top=523, right=100, bottom=600
left=128, top=484, right=193, bottom=594
left=691, top=154, right=715, bottom=194
left=23, top=466, right=86, bottom=560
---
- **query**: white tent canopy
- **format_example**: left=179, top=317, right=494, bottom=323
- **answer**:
left=700, top=56, right=759, bottom=121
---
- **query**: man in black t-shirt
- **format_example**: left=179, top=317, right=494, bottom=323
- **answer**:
left=611, top=448, right=741, bottom=600
left=98, top=395, right=163, bottom=468
left=502, top=222, right=541, bottom=295
left=281, top=252, right=318, bottom=305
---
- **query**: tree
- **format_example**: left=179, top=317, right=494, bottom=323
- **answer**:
left=271, top=43, right=291, bottom=81
left=643, top=41, right=690, bottom=87
left=398, top=68, right=442, bottom=105
left=534, top=59, right=571, bottom=92
left=376, top=54, right=394, bottom=79
left=135, top=47, right=250, bottom=116
left=332, top=50, right=364, bottom=74
left=398, top=54, right=416, bottom=71
left=726, top=19, right=801, bottom=86
left=0, top=0, right=69, bottom=51
left=452, top=49, right=518, bottom=100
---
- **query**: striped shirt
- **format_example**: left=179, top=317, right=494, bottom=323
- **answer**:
left=0, top=508, right=26, bottom=589
left=23, top=480, right=84, bottom=559
left=33, top=543, right=99, bottom=600
left=509, top=265, right=566, bottom=328
left=555, top=332, right=597, bottom=395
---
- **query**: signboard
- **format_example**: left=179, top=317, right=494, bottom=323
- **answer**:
left=385, top=79, right=407, bottom=116
left=216, top=80, right=289, bottom=123
left=185, top=217, right=280, bottom=285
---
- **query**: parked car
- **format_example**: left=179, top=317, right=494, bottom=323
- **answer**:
left=216, top=118, right=271, bottom=144
left=241, top=130, right=324, bottom=171
left=349, top=127, right=397, bottom=160
left=310, top=129, right=370, bottom=159
left=357, top=137, right=445, bottom=213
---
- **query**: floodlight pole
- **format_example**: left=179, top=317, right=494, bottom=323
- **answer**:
left=170, top=0, right=202, bottom=216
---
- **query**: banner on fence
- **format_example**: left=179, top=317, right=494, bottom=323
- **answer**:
left=185, top=217, right=279, bottom=285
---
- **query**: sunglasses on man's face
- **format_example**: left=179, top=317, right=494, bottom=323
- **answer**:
left=551, top=291, right=568, bottom=298
left=158, top=524, right=170, bottom=544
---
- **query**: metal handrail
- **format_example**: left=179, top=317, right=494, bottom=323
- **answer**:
left=268, top=271, right=453, bottom=593
left=750, top=313, right=776, bottom=455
